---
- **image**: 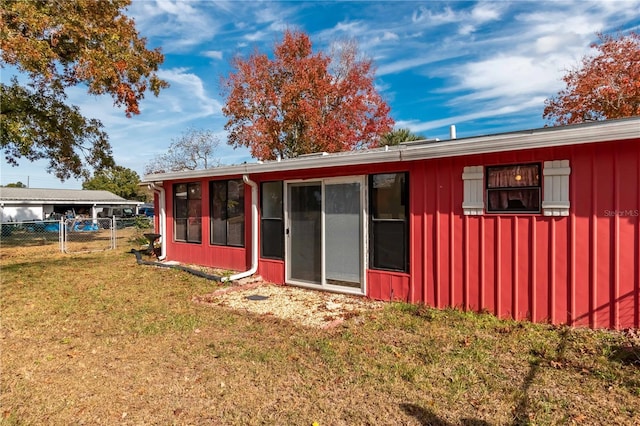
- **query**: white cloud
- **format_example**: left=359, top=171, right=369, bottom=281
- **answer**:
left=155, top=0, right=182, bottom=15
left=449, top=55, right=564, bottom=101
left=202, top=50, right=223, bottom=60
left=244, top=30, right=267, bottom=42
left=156, top=68, right=221, bottom=116
left=398, top=96, right=545, bottom=135
left=470, top=2, right=504, bottom=23
left=410, top=0, right=638, bottom=129
left=458, top=24, right=476, bottom=36
left=410, top=2, right=504, bottom=28
left=381, top=31, right=399, bottom=41
left=412, top=6, right=459, bottom=25
left=128, top=0, right=220, bottom=52
left=377, top=56, right=445, bottom=76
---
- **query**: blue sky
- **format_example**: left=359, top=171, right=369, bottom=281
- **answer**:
left=2, top=0, right=639, bottom=189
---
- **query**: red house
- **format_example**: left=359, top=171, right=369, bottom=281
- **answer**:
left=143, top=117, right=640, bottom=330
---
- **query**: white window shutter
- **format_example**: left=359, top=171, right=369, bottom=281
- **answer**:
left=462, top=166, right=484, bottom=215
left=542, top=160, right=570, bottom=216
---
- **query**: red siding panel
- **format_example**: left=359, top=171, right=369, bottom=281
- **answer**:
left=367, top=270, right=410, bottom=301
left=169, top=243, right=247, bottom=271
left=533, top=218, right=551, bottom=323
left=571, top=148, right=592, bottom=326
left=612, top=144, right=640, bottom=328
left=483, top=218, right=496, bottom=314
left=409, top=173, right=424, bottom=304
left=406, top=138, right=639, bottom=329
left=259, top=259, right=285, bottom=284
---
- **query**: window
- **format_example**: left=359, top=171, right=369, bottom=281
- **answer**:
left=174, top=182, right=201, bottom=243
left=369, top=173, right=409, bottom=272
left=486, top=163, right=541, bottom=213
left=211, top=179, right=245, bottom=246
left=260, top=181, right=284, bottom=259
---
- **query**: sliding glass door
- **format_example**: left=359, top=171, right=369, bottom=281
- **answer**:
left=286, top=177, right=365, bottom=293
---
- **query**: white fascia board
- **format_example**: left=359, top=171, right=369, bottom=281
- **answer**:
left=142, top=118, right=640, bottom=183
left=0, top=201, right=46, bottom=205
left=1, top=200, right=140, bottom=205
left=143, top=149, right=403, bottom=182
left=400, top=118, right=640, bottom=161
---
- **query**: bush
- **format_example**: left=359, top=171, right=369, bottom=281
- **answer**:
left=134, top=216, right=152, bottom=229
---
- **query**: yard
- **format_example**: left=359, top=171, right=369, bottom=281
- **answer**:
left=1, top=245, right=638, bottom=425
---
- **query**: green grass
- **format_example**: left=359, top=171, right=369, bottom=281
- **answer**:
left=1, top=247, right=639, bottom=425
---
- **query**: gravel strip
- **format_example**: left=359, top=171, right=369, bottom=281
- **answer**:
left=194, top=282, right=385, bottom=328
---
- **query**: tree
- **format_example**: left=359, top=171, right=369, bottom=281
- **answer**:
left=221, top=30, right=394, bottom=160
left=3, top=181, right=27, bottom=188
left=145, top=128, right=220, bottom=174
left=379, top=128, right=426, bottom=146
left=82, top=166, right=144, bottom=200
left=544, top=32, right=640, bottom=125
left=1, top=80, right=113, bottom=180
left=1, top=0, right=168, bottom=180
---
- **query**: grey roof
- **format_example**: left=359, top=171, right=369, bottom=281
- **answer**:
left=0, top=187, right=138, bottom=204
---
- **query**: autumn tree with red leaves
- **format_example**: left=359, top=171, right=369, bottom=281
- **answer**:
left=1, top=0, right=168, bottom=180
left=222, top=30, right=394, bottom=160
left=544, top=32, right=640, bottom=125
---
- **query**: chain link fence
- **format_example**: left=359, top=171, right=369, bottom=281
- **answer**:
left=0, top=220, right=63, bottom=250
left=63, top=217, right=114, bottom=253
left=113, top=216, right=154, bottom=252
left=0, top=216, right=155, bottom=254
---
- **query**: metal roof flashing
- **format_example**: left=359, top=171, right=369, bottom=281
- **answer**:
left=142, top=117, right=640, bottom=183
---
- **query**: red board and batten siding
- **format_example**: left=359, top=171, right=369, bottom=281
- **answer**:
left=395, top=138, right=639, bottom=329
left=163, top=177, right=251, bottom=271
left=159, top=138, right=639, bottom=330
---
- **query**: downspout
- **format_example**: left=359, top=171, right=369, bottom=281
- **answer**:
left=222, top=174, right=258, bottom=282
left=148, top=182, right=167, bottom=260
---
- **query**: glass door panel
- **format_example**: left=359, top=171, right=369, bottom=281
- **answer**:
left=288, top=183, right=322, bottom=284
left=325, top=182, right=362, bottom=288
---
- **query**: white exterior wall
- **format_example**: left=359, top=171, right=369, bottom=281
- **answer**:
left=1, top=205, right=44, bottom=222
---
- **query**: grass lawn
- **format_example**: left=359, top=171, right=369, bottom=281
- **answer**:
left=1, top=245, right=638, bottom=425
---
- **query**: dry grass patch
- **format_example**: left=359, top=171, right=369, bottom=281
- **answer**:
left=1, top=246, right=639, bottom=425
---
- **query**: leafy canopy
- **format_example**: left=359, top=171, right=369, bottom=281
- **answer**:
left=2, top=181, right=27, bottom=188
left=1, top=0, right=168, bottom=180
left=379, top=128, right=426, bottom=146
left=221, top=30, right=394, bottom=160
left=543, top=32, right=640, bottom=125
left=145, top=128, right=221, bottom=174
left=82, top=165, right=144, bottom=201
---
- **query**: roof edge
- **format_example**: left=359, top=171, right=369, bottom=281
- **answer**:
left=142, top=117, right=640, bottom=183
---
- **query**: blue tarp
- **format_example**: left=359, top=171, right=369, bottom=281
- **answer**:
left=71, top=221, right=99, bottom=232
left=44, top=223, right=59, bottom=232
